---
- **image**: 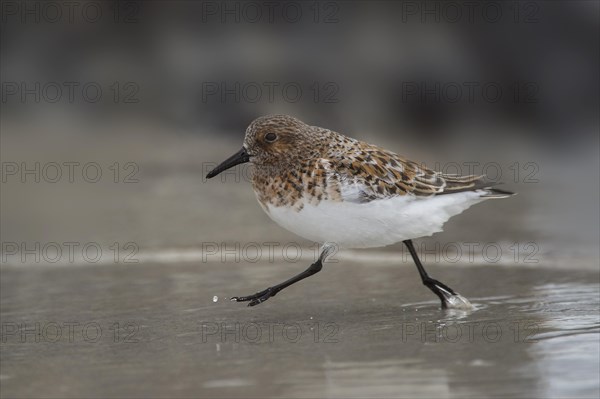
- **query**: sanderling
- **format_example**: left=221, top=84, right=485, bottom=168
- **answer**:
left=207, top=115, right=514, bottom=309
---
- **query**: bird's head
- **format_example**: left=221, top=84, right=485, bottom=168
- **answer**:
left=206, top=115, right=323, bottom=178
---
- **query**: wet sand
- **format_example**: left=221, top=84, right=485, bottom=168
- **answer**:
left=1, top=260, right=598, bottom=398
left=1, top=121, right=599, bottom=397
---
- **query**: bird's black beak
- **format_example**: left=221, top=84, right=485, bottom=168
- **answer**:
left=206, top=147, right=250, bottom=179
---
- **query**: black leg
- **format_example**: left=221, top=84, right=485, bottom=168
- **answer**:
left=231, top=246, right=332, bottom=307
left=403, top=239, right=470, bottom=309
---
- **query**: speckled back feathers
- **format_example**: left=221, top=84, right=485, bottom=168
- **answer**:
left=244, top=115, right=502, bottom=210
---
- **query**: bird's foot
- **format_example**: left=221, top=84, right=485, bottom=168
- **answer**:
left=443, top=292, right=473, bottom=310
left=424, top=277, right=473, bottom=310
left=231, top=287, right=279, bottom=307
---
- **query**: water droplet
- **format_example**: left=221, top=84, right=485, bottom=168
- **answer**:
left=213, top=296, right=218, bottom=303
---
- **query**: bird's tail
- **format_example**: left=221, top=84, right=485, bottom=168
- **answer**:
left=439, top=174, right=516, bottom=198
left=479, top=186, right=516, bottom=198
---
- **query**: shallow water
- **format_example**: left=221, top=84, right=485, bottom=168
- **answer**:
left=1, top=261, right=598, bottom=398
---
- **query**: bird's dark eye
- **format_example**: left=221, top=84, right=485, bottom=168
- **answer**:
left=265, top=133, right=277, bottom=142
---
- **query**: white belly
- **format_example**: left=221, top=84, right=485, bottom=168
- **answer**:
left=262, top=192, right=487, bottom=249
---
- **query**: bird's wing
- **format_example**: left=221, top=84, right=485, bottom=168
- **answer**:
left=321, top=140, right=492, bottom=203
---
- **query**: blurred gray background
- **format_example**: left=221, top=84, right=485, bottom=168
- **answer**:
left=1, top=1, right=599, bottom=398
left=1, top=1, right=598, bottom=260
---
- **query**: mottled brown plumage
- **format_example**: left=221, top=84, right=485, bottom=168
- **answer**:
left=244, top=115, right=498, bottom=210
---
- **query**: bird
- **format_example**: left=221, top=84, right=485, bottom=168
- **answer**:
left=206, top=115, right=514, bottom=309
